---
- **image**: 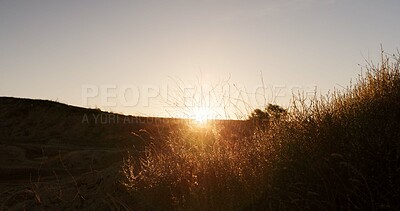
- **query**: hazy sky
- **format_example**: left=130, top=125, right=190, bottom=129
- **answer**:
left=1, top=0, right=399, bottom=118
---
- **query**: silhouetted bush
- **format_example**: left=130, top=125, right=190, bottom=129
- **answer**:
left=249, top=104, right=287, bottom=126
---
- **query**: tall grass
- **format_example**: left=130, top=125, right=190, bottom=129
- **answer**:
left=259, top=52, right=400, bottom=210
left=122, top=52, right=400, bottom=210
left=122, top=121, right=274, bottom=210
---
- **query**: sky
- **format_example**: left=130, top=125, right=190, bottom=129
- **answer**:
left=1, top=0, right=400, bottom=119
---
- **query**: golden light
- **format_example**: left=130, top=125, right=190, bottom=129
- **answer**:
left=193, top=106, right=212, bottom=125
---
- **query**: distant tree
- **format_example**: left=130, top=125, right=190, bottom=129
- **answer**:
left=266, top=104, right=286, bottom=119
left=249, top=104, right=286, bottom=124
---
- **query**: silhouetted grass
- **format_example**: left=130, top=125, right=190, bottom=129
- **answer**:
left=123, top=52, right=400, bottom=210
left=257, top=52, right=400, bottom=210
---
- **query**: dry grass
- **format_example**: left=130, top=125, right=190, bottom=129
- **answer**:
left=123, top=51, right=400, bottom=210
left=122, top=122, right=276, bottom=210
left=2, top=50, right=398, bottom=210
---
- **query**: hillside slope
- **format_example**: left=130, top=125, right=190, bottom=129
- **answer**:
left=0, top=97, right=173, bottom=209
left=0, top=97, right=244, bottom=209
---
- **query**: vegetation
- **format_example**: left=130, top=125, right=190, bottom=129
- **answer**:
left=249, top=103, right=287, bottom=129
left=1, top=51, right=399, bottom=210
left=123, top=52, right=400, bottom=210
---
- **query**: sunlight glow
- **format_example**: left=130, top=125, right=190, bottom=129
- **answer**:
left=193, top=106, right=212, bottom=124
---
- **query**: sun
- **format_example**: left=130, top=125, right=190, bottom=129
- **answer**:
left=193, top=106, right=212, bottom=124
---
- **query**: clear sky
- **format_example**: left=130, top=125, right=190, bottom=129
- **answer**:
left=1, top=0, right=399, bottom=119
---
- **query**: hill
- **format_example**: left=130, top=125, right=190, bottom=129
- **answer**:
left=0, top=97, right=185, bottom=209
left=0, top=97, right=245, bottom=209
